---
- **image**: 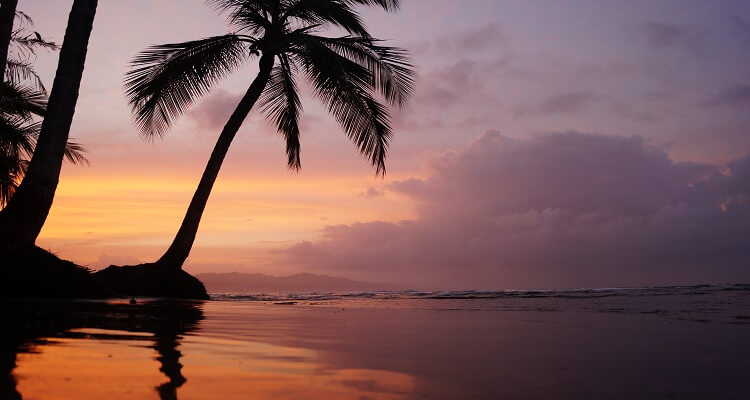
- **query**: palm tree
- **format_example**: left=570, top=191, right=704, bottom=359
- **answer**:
left=122, top=0, right=415, bottom=270
left=0, top=0, right=98, bottom=246
left=0, top=9, right=86, bottom=208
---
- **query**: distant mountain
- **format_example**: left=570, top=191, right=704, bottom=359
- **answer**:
left=195, top=272, right=399, bottom=293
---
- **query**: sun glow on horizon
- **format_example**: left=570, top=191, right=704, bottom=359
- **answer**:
left=36, top=172, right=418, bottom=269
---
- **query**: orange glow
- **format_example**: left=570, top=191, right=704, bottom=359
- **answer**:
left=35, top=172, right=416, bottom=269
left=15, top=329, right=415, bottom=400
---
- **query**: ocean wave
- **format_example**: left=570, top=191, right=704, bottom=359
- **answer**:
left=209, top=283, right=750, bottom=302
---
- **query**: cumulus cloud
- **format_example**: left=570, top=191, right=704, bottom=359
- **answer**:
left=277, top=131, right=750, bottom=289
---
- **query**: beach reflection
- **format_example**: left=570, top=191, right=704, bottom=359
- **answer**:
left=4, top=300, right=415, bottom=400
left=4, top=297, right=750, bottom=399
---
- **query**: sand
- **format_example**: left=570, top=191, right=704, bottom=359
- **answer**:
left=3, top=288, right=750, bottom=399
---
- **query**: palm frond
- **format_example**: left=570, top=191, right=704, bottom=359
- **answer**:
left=294, top=38, right=392, bottom=175
left=0, top=156, right=27, bottom=207
left=207, top=0, right=273, bottom=34
left=124, top=34, right=250, bottom=138
left=14, top=11, right=34, bottom=27
left=0, top=117, right=36, bottom=206
left=0, top=118, right=37, bottom=157
left=0, top=82, right=47, bottom=119
left=4, top=59, right=47, bottom=93
left=0, top=119, right=87, bottom=206
left=260, top=54, right=303, bottom=169
left=283, top=0, right=370, bottom=37
left=63, top=140, right=89, bottom=165
left=11, top=33, right=59, bottom=56
left=297, top=34, right=414, bottom=107
left=341, top=0, right=401, bottom=12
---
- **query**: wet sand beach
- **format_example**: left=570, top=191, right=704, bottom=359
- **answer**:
left=4, top=285, right=750, bottom=399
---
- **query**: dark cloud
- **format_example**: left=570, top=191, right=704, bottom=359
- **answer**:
left=638, top=22, right=698, bottom=49
left=515, top=92, right=664, bottom=122
left=609, top=101, right=662, bottom=122
left=277, top=131, right=750, bottom=289
left=703, top=84, right=750, bottom=108
left=537, top=91, right=599, bottom=115
left=513, top=91, right=599, bottom=117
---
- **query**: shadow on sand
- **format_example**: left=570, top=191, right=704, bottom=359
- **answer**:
left=0, top=299, right=204, bottom=400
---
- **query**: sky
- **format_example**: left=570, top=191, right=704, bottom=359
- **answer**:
left=13, top=0, right=750, bottom=289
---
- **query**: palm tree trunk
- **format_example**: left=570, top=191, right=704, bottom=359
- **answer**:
left=0, top=0, right=97, bottom=246
left=0, top=0, right=18, bottom=80
left=155, top=54, right=275, bottom=269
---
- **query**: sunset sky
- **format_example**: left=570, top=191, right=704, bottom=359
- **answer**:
left=17, top=0, right=750, bottom=289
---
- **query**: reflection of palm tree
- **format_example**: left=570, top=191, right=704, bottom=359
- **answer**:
left=122, top=0, right=415, bottom=270
left=0, top=344, right=21, bottom=400
left=149, top=302, right=199, bottom=400
left=1, top=300, right=204, bottom=400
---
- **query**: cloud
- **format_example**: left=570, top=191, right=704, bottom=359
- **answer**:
left=703, top=84, right=750, bottom=108
left=187, top=89, right=242, bottom=131
left=276, top=130, right=750, bottom=289
left=358, top=187, right=384, bottom=198
left=515, top=92, right=662, bottom=122
left=638, top=22, right=701, bottom=50
left=513, top=91, right=599, bottom=117
left=536, top=91, right=599, bottom=115
left=415, top=22, right=507, bottom=54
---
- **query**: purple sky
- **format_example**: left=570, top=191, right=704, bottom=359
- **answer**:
left=15, top=0, right=750, bottom=288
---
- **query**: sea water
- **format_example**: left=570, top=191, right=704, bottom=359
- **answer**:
left=3, top=284, right=749, bottom=399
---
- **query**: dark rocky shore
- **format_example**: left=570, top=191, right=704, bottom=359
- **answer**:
left=0, top=245, right=208, bottom=300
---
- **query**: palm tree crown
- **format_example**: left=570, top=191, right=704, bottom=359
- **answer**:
left=125, top=0, right=415, bottom=175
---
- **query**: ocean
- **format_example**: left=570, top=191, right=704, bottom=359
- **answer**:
left=3, top=284, right=749, bottom=399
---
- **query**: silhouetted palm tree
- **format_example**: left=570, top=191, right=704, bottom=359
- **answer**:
left=0, top=8, right=86, bottom=208
left=0, top=0, right=98, bottom=246
left=124, top=0, right=415, bottom=270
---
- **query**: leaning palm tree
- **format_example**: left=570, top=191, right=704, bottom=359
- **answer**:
left=0, top=9, right=86, bottom=208
left=122, top=0, right=415, bottom=270
left=0, top=0, right=98, bottom=245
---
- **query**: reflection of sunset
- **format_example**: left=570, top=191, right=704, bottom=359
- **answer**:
left=16, top=338, right=164, bottom=400
left=15, top=328, right=415, bottom=400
